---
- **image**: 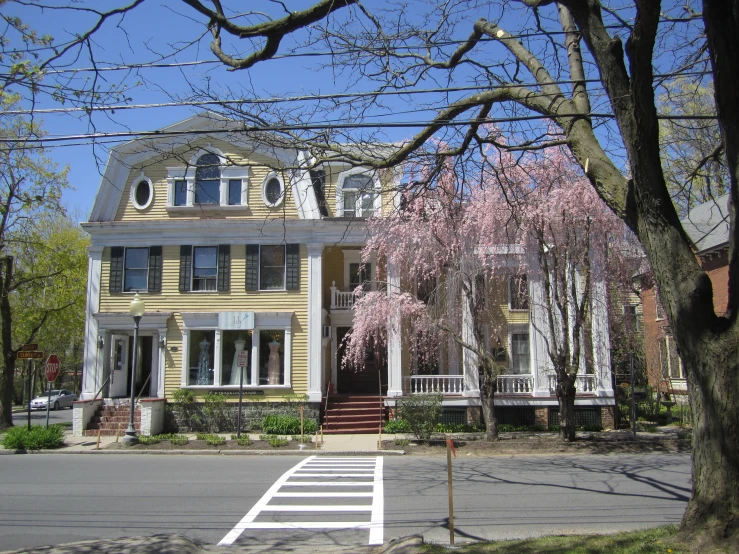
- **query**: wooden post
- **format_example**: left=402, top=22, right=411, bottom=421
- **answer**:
left=300, top=405, right=304, bottom=444
left=447, top=435, right=455, bottom=546
left=96, top=428, right=102, bottom=450
left=320, top=424, right=324, bottom=445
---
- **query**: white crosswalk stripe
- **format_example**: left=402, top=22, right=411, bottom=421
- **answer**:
left=218, top=456, right=384, bottom=546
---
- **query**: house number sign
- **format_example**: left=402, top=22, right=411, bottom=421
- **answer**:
left=218, top=311, right=255, bottom=330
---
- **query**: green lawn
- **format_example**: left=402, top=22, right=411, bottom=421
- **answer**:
left=423, top=526, right=685, bottom=554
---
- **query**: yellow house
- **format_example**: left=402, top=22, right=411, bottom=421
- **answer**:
left=74, top=113, right=615, bottom=437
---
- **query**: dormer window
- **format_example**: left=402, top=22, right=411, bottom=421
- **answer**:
left=195, top=154, right=221, bottom=205
left=166, top=148, right=249, bottom=210
left=337, top=169, right=380, bottom=217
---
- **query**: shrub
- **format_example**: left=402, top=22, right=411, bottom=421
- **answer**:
left=397, top=394, right=443, bottom=440
left=169, top=435, right=189, bottom=446
left=171, top=388, right=201, bottom=430
left=384, top=419, right=411, bottom=433
left=261, top=414, right=318, bottom=435
left=434, top=422, right=486, bottom=433
left=2, top=425, right=64, bottom=451
left=268, top=437, right=288, bottom=447
left=204, top=434, right=226, bottom=446
left=394, top=438, right=411, bottom=446
left=202, top=392, right=228, bottom=432
left=258, top=434, right=274, bottom=440
left=235, top=437, right=252, bottom=446
left=292, top=435, right=312, bottom=443
left=138, top=435, right=159, bottom=445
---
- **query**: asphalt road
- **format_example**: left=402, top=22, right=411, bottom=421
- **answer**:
left=11, top=406, right=73, bottom=428
left=0, top=453, right=691, bottom=552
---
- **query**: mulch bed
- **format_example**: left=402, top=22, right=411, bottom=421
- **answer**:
left=105, top=439, right=308, bottom=451
left=383, top=433, right=692, bottom=456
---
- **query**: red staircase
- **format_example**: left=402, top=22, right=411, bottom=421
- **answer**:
left=84, top=402, right=140, bottom=437
left=323, top=395, right=384, bottom=434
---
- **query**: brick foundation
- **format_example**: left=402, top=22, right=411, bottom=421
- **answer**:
left=601, top=405, right=616, bottom=430
left=467, top=406, right=481, bottom=424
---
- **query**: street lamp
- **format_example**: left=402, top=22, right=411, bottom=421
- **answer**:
left=122, top=292, right=145, bottom=445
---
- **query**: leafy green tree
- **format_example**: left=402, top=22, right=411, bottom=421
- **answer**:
left=0, top=95, right=77, bottom=427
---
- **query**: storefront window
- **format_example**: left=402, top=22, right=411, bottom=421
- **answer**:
left=188, top=330, right=215, bottom=385
left=221, top=331, right=252, bottom=386
left=259, top=330, right=285, bottom=385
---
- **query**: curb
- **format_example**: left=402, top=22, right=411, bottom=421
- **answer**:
left=2, top=448, right=405, bottom=456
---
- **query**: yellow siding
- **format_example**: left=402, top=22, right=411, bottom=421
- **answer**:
left=322, top=246, right=345, bottom=311
left=322, top=166, right=341, bottom=217
left=100, top=244, right=309, bottom=401
left=114, top=139, right=299, bottom=223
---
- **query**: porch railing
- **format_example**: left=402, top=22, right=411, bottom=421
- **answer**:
left=406, top=375, right=464, bottom=395
left=497, top=374, right=534, bottom=394
left=547, top=374, right=598, bottom=393
left=330, top=281, right=365, bottom=310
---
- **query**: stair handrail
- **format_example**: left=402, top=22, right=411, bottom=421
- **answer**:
left=135, top=372, right=152, bottom=404
left=323, top=381, right=331, bottom=427
left=86, top=375, right=110, bottom=404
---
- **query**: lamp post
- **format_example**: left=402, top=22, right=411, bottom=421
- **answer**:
left=122, top=292, right=145, bottom=445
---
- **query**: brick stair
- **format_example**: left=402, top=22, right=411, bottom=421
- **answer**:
left=83, top=403, right=141, bottom=437
left=322, top=395, right=384, bottom=434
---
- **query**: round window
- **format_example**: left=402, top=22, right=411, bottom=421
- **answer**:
left=264, top=176, right=283, bottom=206
left=132, top=179, right=153, bottom=210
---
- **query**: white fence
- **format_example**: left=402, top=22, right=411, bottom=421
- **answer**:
left=547, top=374, right=597, bottom=393
left=406, top=375, right=465, bottom=395
left=497, top=374, right=534, bottom=394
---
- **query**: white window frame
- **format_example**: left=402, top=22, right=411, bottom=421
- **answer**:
left=191, top=245, right=219, bottom=292
left=130, top=172, right=154, bottom=210
left=166, top=147, right=249, bottom=210
left=180, top=312, right=292, bottom=389
left=660, top=335, right=685, bottom=380
left=336, top=167, right=381, bottom=217
left=622, top=304, right=640, bottom=331
left=259, top=244, right=287, bottom=291
left=123, top=246, right=149, bottom=293
left=508, top=274, right=529, bottom=311
left=261, top=172, right=285, bottom=208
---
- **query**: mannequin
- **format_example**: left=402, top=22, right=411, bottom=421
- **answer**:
left=267, top=339, right=281, bottom=384
left=229, top=336, right=248, bottom=385
left=196, top=337, right=211, bottom=385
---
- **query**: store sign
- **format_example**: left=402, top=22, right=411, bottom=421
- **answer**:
left=218, top=311, right=254, bottom=330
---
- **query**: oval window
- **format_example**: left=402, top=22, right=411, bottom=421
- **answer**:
left=263, top=175, right=284, bottom=207
left=132, top=179, right=153, bottom=210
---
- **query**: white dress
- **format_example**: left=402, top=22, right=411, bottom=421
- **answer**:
left=229, top=338, right=248, bottom=385
left=267, top=340, right=281, bottom=384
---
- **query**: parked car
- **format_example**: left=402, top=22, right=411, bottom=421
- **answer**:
left=30, top=390, right=76, bottom=410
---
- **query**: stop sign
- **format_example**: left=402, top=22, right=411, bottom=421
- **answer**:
left=45, top=354, right=60, bottom=382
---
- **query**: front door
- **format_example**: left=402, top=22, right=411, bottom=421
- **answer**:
left=109, top=334, right=129, bottom=398
left=336, top=327, right=387, bottom=395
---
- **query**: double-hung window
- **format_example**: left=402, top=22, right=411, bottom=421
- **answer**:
left=109, top=246, right=162, bottom=293
left=510, top=333, right=530, bottom=374
left=167, top=151, right=248, bottom=209
left=339, top=173, right=378, bottom=217
left=179, top=245, right=230, bottom=292
left=193, top=246, right=218, bottom=291
left=349, top=262, right=372, bottom=291
left=245, top=244, right=300, bottom=291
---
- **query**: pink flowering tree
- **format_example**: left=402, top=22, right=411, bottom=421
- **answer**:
left=347, top=145, right=633, bottom=442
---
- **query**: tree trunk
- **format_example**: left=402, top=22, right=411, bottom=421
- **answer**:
left=479, top=364, right=498, bottom=441
left=556, top=373, right=577, bottom=442
left=677, top=334, right=739, bottom=550
left=0, top=255, right=15, bottom=428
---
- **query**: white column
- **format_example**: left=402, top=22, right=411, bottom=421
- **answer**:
left=591, top=277, right=614, bottom=397
left=461, top=287, right=479, bottom=397
left=80, top=247, right=103, bottom=400
left=306, top=243, right=324, bottom=401
left=529, top=273, right=551, bottom=397
left=156, top=329, right=167, bottom=398
left=386, top=259, right=403, bottom=397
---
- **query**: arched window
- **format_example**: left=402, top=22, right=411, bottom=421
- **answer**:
left=195, top=154, right=221, bottom=204
left=342, top=173, right=376, bottom=217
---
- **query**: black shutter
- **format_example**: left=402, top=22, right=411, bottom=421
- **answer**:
left=109, top=247, right=124, bottom=293
left=217, top=245, right=230, bottom=291
left=179, top=245, right=192, bottom=292
left=310, top=169, right=328, bottom=216
left=245, top=245, right=259, bottom=291
left=286, top=243, right=300, bottom=290
left=147, top=246, right=162, bottom=293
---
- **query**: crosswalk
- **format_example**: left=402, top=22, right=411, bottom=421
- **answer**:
left=218, top=456, right=384, bottom=546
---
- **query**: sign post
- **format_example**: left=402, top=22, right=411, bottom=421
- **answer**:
left=446, top=434, right=457, bottom=546
left=45, top=355, right=60, bottom=427
left=20, top=346, right=44, bottom=429
left=236, top=349, right=249, bottom=439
